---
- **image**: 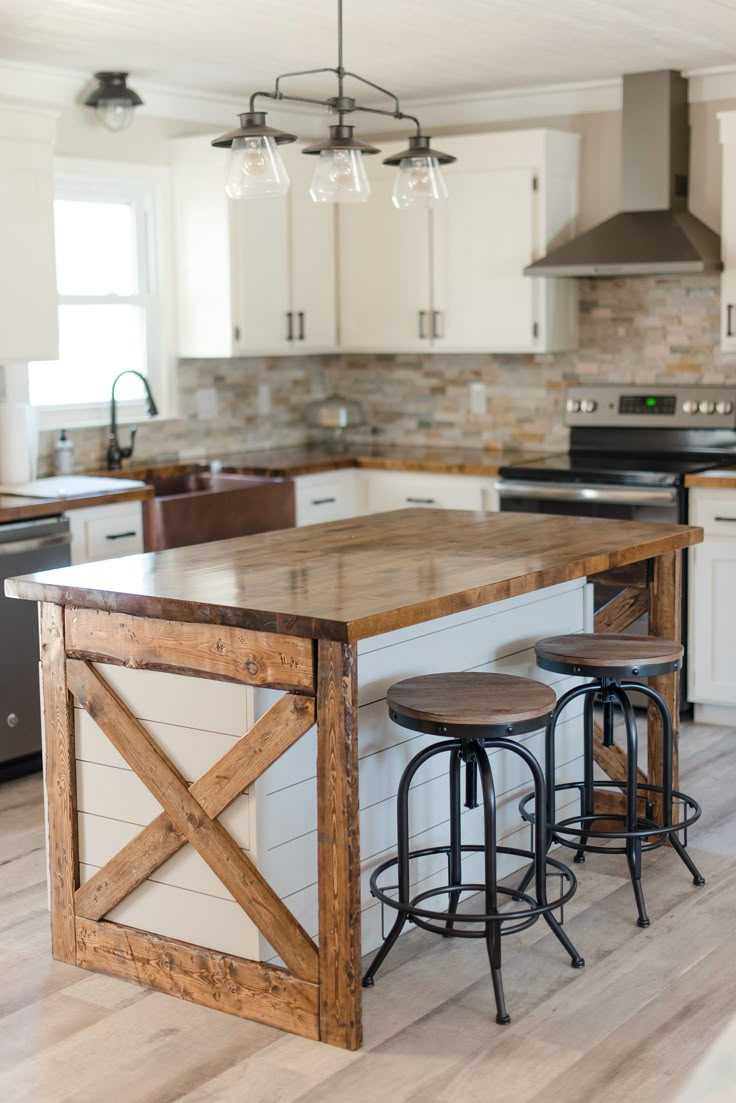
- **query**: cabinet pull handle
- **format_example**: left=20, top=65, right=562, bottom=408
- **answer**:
left=297, top=311, right=305, bottom=341
left=714, top=516, right=736, bottom=522
left=406, top=497, right=437, bottom=505
left=311, top=497, right=336, bottom=505
left=286, top=311, right=294, bottom=341
left=105, top=531, right=137, bottom=540
left=728, top=305, right=735, bottom=338
left=432, top=310, right=443, bottom=339
left=418, top=310, right=428, bottom=339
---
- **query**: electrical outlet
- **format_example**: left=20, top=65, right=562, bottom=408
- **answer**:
left=257, top=383, right=272, bottom=416
left=195, top=387, right=218, bottom=420
left=468, top=381, right=487, bottom=416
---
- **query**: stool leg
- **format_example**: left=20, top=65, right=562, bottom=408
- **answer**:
left=445, top=748, right=463, bottom=934
left=575, top=688, right=598, bottom=864
left=363, top=740, right=460, bottom=987
left=614, top=685, right=650, bottom=928
left=473, top=742, right=510, bottom=1025
left=622, top=682, right=705, bottom=889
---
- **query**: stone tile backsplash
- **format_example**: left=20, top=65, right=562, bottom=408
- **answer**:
left=38, top=275, right=736, bottom=473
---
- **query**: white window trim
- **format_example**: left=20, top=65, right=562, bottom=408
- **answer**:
left=29, top=156, right=177, bottom=431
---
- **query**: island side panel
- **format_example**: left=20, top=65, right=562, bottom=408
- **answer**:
left=39, top=602, right=79, bottom=964
left=316, top=639, right=362, bottom=1051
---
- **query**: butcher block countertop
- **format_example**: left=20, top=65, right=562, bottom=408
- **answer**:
left=6, top=509, right=703, bottom=643
left=0, top=478, right=152, bottom=525
left=685, top=466, right=736, bottom=489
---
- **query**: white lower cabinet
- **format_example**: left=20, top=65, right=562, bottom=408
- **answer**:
left=293, top=468, right=499, bottom=526
left=688, top=489, right=736, bottom=717
left=68, top=501, right=144, bottom=564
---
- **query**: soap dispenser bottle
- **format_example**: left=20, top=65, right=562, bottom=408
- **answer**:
left=53, top=429, right=75, bottom=475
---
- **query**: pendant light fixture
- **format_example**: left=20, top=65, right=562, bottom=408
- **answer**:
left=211, top=0, right=456, bottom=207
left=84, top=72, right=143, bottom=132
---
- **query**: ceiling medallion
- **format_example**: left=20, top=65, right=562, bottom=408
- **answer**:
left=212, top=0, right=455, bottom=207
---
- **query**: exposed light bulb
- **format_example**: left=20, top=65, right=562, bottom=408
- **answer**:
left=95, top=100, right=135, bottom=133
left=225, top=135, right=290, bottom=199
left=392, top=156, right=448, bottom=208
left=309, top=148, right=371, bottom=204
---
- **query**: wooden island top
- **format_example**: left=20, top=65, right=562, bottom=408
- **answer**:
left=4, top=509, right=704, bottom=1052
left=6, top=509, right=703, bottom=642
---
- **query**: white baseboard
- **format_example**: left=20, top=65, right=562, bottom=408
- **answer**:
left=693, top=703, right=736, bottom=727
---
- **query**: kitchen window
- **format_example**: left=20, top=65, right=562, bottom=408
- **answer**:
left=28, top=159, right=173, bottom=428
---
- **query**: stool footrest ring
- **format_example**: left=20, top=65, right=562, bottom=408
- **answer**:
left=519, top=779, right=701, bottom=856
left=369, top=843, right=577, bottom=936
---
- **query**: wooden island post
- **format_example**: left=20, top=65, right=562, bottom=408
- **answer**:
left=5, top=510, right=702, bottom=1050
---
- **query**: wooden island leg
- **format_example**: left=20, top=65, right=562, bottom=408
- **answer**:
left=316, top=640, right=362, bottom=1050
left=39, top=602, right=78, bottom=964
left=648, top=550, right=682, bottom=821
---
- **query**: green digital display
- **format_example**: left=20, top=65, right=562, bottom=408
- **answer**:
left=646, top=397, right=657, bottom=406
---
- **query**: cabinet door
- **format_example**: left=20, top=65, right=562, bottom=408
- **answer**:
left=294, top=471, right=363, bottom=526
left=338, top=148, right=432, bottom=352
left=689, top=537, right=736, bottom=705
left=288, top=150, right=337, bottom=351
left=230, top=192, right=291, bottom=354
left=432, top=166, right=536, bottom=352
left=365, top=471, right=487, bottom=513
left=69, top=503, right=144, bottom=564
left=0, top=118, right=58, bottom=361
left=721, top=116, right=736, bottom=352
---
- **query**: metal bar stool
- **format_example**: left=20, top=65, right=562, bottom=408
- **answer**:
left=519, top=634, right=704, bottom=929
left=363, top=672, right=585, bottom=1025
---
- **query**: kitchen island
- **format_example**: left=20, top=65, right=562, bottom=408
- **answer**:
left=5, top=509, right=702, bottom=1050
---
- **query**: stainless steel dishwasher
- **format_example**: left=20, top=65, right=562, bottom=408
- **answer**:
left=0, top=515, right=71, bottom=778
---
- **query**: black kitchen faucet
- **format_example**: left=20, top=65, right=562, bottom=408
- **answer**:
left=106, top=370, right=159, bottom=470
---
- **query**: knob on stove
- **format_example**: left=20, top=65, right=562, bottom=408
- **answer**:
left=682, top=400, right=699, bottom=414
left=566, top=398, right=581, bottom=413
left=699, top=400, right=716, bottom=415
left=716, top=399, right=734, bottom=415
left=580, top=399, right=597, bottom=414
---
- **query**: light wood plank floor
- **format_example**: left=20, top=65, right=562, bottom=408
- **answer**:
left=1, top=720, right=735, bottom=1103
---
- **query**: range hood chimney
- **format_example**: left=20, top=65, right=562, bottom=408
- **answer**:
left=525, top=70, right=721, bottom=277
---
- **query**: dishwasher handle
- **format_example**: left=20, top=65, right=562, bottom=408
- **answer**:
left=494, top=480, right=679, bottom=506
left=0, top=531, right=71, bottom=557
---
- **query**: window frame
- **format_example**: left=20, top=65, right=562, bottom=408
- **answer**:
left=28, top=157, right=176, bottom=431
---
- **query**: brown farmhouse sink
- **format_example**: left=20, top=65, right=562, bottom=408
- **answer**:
left=108, top=466, right=295, bottom=551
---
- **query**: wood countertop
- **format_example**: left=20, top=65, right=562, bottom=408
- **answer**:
left=111, top=445, right=543, bottom=481
left=5, top=509, right=703, bottom=643
left=0, top=483, right=152, bottom=525
left=685, top=467, right=736, bottom=489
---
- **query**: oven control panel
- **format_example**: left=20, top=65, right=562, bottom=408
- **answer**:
left=564, top=386, right=736, bottom=428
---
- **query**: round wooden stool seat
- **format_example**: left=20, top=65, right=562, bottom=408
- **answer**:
left=535, top=633, right=684, bottom=679
left=387, top=672, right=556, bottom=739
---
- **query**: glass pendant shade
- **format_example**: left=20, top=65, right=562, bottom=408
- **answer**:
left=392, top=156, right=449, bottom=208
left=225, top=135, right=290, bottom=199
left=309, top=147, right=371, bottom=204
left=95, top=100, right=135, bottom=132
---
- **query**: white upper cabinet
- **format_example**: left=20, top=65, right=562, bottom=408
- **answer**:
left=338, top=128, right=580, bottom=354
left=719, top=112, right=736, bottom=352
left=171, top=137, right=337, bottom=357
left=338, top=148, right=433, bottom=353
left=0, top=106, right=58, bottom=361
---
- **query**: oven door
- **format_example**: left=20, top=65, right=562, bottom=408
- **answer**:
left=494, top=480, right=682, bottom=525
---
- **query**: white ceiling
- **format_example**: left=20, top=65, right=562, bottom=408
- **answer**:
left=4, top=0, right=736, bottom=106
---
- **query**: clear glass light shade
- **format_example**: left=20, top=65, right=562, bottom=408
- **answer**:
left=225, top=136, right=290, bottom=199
left=95, top=100, right=135, bottom=132
left=309, top=148, right=371, bottom=204
left=392, top=156, right=448, bottom=208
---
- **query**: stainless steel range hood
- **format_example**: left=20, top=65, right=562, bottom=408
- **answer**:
left=525, top=70, right=721, bottom=277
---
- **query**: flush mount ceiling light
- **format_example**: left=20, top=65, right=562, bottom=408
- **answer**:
left=211, top=0, right=456, bottom=207
left=84, top=72, right=143, bottom=133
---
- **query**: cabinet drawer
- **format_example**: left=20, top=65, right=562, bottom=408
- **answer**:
left=689, top=490, right=736, bottom=533
left=69, top=502, right=144, bottom=564
left=366, top=471, right=486, bottom=513
left=294, top=471, right=362, bottom=526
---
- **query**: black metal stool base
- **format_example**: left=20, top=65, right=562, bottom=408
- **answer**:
left=519, top=675, right=705, bottom=929
left=362, top=734, right=585, bottom=1025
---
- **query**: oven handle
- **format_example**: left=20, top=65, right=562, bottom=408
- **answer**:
left=494, top=480, right=679, bottom=506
